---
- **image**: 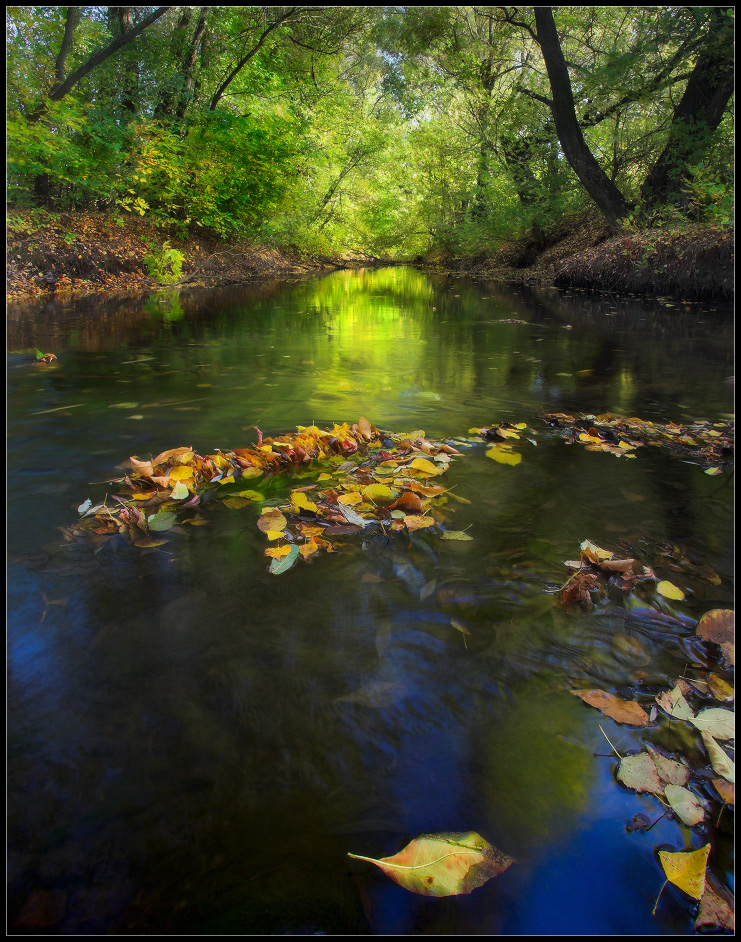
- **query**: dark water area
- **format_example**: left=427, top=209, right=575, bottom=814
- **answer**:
left=7, top=268, right=734, bottom=934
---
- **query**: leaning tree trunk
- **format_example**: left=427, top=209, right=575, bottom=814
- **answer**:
left=534, top=7, right=632, bottom=231
left=641, top=6, right=734, bottom=208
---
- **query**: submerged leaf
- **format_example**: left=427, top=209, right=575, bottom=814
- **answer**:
left=486, top=445, right=522, bottom=466
left=702, top=732, right=735, bottom=782
left=348, top=832, right=515, bottom=897
left=695, top=885, right=735, bottom=932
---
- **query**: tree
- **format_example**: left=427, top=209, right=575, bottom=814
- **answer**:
left=641, top=7, right=734, bottom=209
left=533, top=6, right=632, bottom=230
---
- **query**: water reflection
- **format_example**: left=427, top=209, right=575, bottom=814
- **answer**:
left=7, top=268, right=733, bottom=934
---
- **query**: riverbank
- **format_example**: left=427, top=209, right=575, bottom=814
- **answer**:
left=5, top=209, right=390, bottom=303
left=417, top=212, right=734, bottom=301
left=7, top=208, right=733, bottom=303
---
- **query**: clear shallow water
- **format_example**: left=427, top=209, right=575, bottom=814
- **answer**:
left=7, top=268, right=734, bottom=934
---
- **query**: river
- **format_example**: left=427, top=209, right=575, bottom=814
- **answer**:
left=7, top=267, right=734, bottom=933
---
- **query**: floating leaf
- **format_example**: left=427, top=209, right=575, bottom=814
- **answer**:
left=363, top=483, right=398, bottom=504
left=441, top=530, right=474, bottom=541
left=580, top=539, right=614, bottom=563
left=657, top=580, right=685, bottom=600
left=405, top=514, right=435, bottom=531
left=236, top=489, right=263, bottom=501
left=109, top=401, right=139, bottom=409
left=664, top=785, right=706, bottom=826
left=645, top=746, right=690, bottom=786
left=257, top=508, right=287, bottom=533
left=712, top=778, right=734, bottom=805
left=571, top=689, right=651, bottom=726
left=291, top=490, right=318, bottom=514
left=408, top=457, right=442, bottom=476
left=77, top=498, right=92, bottom=514
left=168, top=465, right=194, bottom=481
left=695, top=885, right=735, bottom=932
left=656, top=685, right=695, bottom=721
left=265, top=544, right=293, bottom=559
left=658, top=844, right=710, bottom=901
left=701, top=732, right=735, bottom=782
left=708, top=675, right=734, bottom=702
left=696, top=609, right=734, bottom=645
left=690, top=708, right=735, bottom=740
left=348, top=832, right=515, bottom=897
left=269, top=544, right=299, bottom=575
left=170, top=481, right=190, bottom=500
left=486, top=445, right=522, bottom=466
left=147, top=512, right=177, bottom=532
left=617, top=752, right=662, bottom=794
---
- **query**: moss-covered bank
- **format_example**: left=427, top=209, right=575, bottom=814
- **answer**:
left=417, top=213, right=734, bottom=301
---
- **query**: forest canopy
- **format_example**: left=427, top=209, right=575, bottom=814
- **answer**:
left=6, top=6, right=735, bottom=257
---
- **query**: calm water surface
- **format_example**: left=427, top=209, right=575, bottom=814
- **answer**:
left=7, top=268, right=734, bottom=934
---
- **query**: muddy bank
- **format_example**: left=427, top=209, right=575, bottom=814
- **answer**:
left=6, top=210, right=389, bottom=303
left=417, top=213, right=734, bottom=301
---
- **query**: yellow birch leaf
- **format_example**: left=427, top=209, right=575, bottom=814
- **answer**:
left=405, top=515, right=435, bottom=531
left=659, top=844, right=710, bottom=900
left=299, top=541, right=320, bottom=558
left=265, top=530, right=286, bottom=541
left=338, top=492, right=363, bottom=506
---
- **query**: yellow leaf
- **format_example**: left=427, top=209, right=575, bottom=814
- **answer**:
left=265, top=530, right=285, bottom=540
left=338, top=491, right=362, bottom=505
left=405, top=515, right=435, bottom=531
left=265, top=545, right=292, bottom=559
left=363, top=483, right=398, bottom=504
left=168, top=465, right=194, bottom=480
left=317, top=473, right=332, bottom=481
left=486, top=446, right=522, bottom=466
left=657, top=580, right=685, bottom=600
left=659, top=844, right=710, bottom=900
left=299, top=541, right=320, bottom=558
left=514, top=423, right=527, bottom=430
left=409, top=457, right=441, bottom=475
left=291, top=490, right=318, bottom=513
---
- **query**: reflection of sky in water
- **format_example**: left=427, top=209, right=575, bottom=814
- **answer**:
left=7, top=269, right=734, bottom=934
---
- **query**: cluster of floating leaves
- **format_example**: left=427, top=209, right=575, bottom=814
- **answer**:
left=69, top=418, right=467, bottom=570
left=543, top=412, right=734, bottom=471
left=571, top=597, right=734, bottom=930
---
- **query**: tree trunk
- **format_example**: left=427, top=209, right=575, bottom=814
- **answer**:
left=641, top=7, right=734, bottom=208
left=30, top=6, right=170, bottom=121
left=175, top=8, right=208, bottom=122
left=534, top=7, right=631, bottom=231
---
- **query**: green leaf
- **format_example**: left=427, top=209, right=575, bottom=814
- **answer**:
left=348, top=832, right=515, bottom=896
left=148, top=512, right=177, bottom=531
left=269, top=543, right=299, bottom=575
left=170, top=481, right=189, bottom=500
left=441, top=530, right=473, bottom=541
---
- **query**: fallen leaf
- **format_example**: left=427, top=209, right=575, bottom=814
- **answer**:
left=147, top=512, right=177, bottom=531
left=696, top=609, right=734, bottom=645
left=712, top=778, right=734, bottom=805
left=363, top=483, right=398, bottom=505
left=689, top=708, right=735, bottom=740
left=170, top=481, right=190, bottom=500
left=571, top=689, right=651, bottom=726
left=441, top=530, right=474, bottom=541
left=656, top=685, right=695, bottom=721
left=657, top=580, right=686, bottom=600
left=694, top=884, right=735, bottom=932
left=486, top=445, right=522, bottom=466
left=701, top=732, right=735, bottom=782
left=265, top=544, right=293, bottom=559
left=658, top=844, right=710, bottom=901
left=348, top=832, right=515, bottom=897
left=257, top=508, right=287, bottom=533
left=408, top=457, right=442, bottom=476
left=708, top=675, right=734, bottom=701
left=617, top=752, right=663, bottom=794
left=269, top=544, right=299, bottom=575
left=664, top=785, right=706, bottom=826
left=645, top=746, right=690, bottom=786
left=291, top=490, right=318, bottom=513
left=405, top=514, right=435, bottom=532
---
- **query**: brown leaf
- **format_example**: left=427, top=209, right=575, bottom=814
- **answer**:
left=696, top=609, right=734, bottom=645
left=695, top=884, right=735, bottom=932
left=571, top=689, right=651, bottom=725
left=388, top=491, right=425, bottom=514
